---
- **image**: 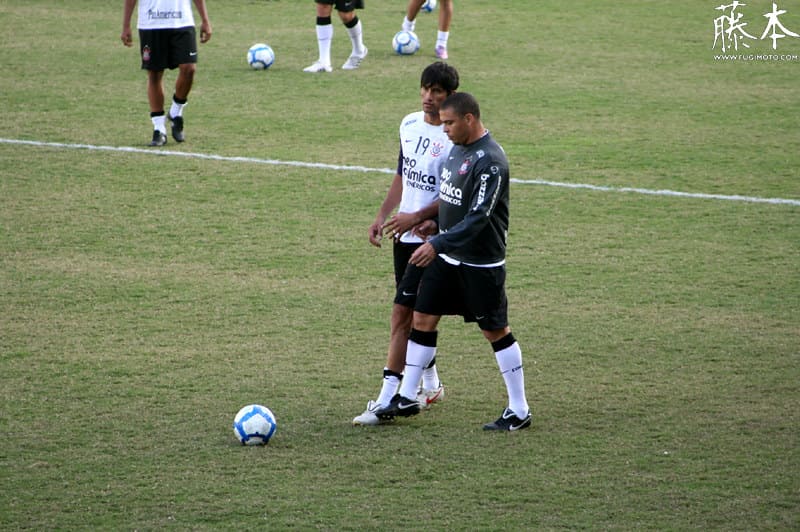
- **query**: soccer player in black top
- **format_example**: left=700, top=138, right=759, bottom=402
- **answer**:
left=375, top=92, right=532, bottom=431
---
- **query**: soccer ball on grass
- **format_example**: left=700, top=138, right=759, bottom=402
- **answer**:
left=422, top=0, right=437, bottom=13
left=247, top=43, right=275, bottom=70
left=233, top=404, right=277, bottom=445
left=392, top=31, right=420, bottom=55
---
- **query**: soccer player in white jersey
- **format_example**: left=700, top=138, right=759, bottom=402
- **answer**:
left=353, top=62, right=459, bottom=426
left=121, top=0, right=212, bottom=146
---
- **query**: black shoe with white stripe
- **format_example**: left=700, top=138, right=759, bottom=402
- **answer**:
left=483, top=408, right=532, bottom=431
left=374, top=394, right=421, bottom=420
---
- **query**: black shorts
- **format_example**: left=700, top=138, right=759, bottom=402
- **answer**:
left=393, top=241, right=424, bottom=308
left=139, top=27, right=197, bottom=71
left=415, top=256, right=509, bottom=331
left=316, top=0, right=364, bottom=12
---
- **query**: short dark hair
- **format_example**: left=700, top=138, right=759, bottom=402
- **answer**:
left=420, top=62, right=459, bottom=94
left=441, top=92, right=480, bottom=120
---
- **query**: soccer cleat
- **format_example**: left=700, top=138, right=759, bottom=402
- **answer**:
left=342, top=47, right=368, bottom=70
left=352, top=400, right=387, bottom=426
left=303, top=61, right=333, bottom=73
left=483, top=408, right=532, bottom=431
left=149, top=130, right=167, bottom=147
left=169, top=115, right=185, bottom=142
left=416, top=384, right=445, bottom=409
left=374, top=393, right=420, bottom=420
left=435, top=45, right=448, bottom=60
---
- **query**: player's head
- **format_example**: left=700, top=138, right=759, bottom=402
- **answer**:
left=420, top=62, right=459, bottom=94
left=440, top=92, right=483, bottom=145
left=440, top=92, right=481, bottom=120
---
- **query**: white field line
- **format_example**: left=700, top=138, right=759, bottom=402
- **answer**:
left=2, top=137, right=799, bottom=207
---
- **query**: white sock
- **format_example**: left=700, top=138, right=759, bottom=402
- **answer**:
left=399, top=339, right=435, bottom=399
left=436, top=30, right=449, bottom=48
left=421, top=361, right=440, bottom=391
left=376, top=369, right=401, bottom=407
left=316, top=23, right=333, bottom=65
left=151, top=114, right=167, bottom=134
left=346, top=19, right=365, bottom=56
left=495, top=341, right=529, bottom=417
left=402, top=16, right=415, bottom=32
left=169, top=98, right=185, bottom=119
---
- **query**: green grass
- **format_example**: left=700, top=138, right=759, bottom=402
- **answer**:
left=1, top=0, right=799, bottom=529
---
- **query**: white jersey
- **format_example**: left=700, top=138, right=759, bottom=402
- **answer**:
left=397, top=111, right=453, bottom=244
left=137, top=0, right=195, bottom=30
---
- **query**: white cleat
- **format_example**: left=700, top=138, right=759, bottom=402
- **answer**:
left=342, top=47, right=368, bottom=70
left=303, top=61, right=333, bottom=73
left=416, top=384, right=445, bottom=409
left=352, top=400, right=386, bottom=426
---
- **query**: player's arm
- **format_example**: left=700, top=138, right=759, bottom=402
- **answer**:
left=430, top=161, right=505, bottom=254
left=369, top=149, right=404, bottom=247
left=193, top=0, right=212, bottom=43
left=121, top=0, right=137, bottom=47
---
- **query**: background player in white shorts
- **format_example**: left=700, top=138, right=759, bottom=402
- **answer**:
left=353, top=62, right=459, bottom=426
left=121, top=0, right=212, bottom=146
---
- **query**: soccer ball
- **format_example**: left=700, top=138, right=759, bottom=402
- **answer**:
left=422, top=0, right=437, bottom=13
left=392, top=31, right=420, bottom=55
left=233, top=404, right=277, bottom=445
left=247, top=43, right=275, bottom=70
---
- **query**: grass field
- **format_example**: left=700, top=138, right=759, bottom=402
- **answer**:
left=1, top=0, right=799, bottom=529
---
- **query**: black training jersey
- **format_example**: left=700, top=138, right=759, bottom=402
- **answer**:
left=429, top=132, right=510, bottom=266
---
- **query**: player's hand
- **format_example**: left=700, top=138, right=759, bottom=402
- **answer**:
left=121, top=28, right=133, bottom=47
left=368, top=220, right=384, bottom=248
left=199, top=22, right=212, bottom=43
left=409, top=241, right=436, bottom=267
left=412, top=219, right=438, bottom=239
left=382, top=212, right=418, bottom=241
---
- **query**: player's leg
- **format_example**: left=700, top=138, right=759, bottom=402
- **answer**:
left=374, top=258, right=452, bottom=420
left=169, top=28, right=198, bottom=142
left=402, top=0, right=425, bottom=31
left=465, top=266, right=531, bottom=430
left=338, top=2, right=367, bottom=70
left=304, top=2, right=334, bottom=72
left=146, top=69, right=167, bottom=146
left=435, top=0, right=453, bottom=59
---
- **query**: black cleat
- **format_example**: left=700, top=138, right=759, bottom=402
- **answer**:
left=483, top=408, right=532, bottom=431
left=170, top=115, right=185, bottom=142
left=149, top=130, right=167, bottom=147
left=374, top=394, right=421, bottom=420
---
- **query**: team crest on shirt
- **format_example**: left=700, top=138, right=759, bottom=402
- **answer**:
left=430, top=141, right=444, bottom=158
left=458, top=157, right=472, bottom=175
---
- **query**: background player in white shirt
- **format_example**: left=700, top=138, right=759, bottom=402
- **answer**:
left=121, top=0, right=212, bottom=146
left=353, top=62, right=460, bottom=426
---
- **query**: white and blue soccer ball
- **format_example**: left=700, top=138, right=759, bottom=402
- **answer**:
left=233, top=404, right=277, bottom=445
left=247, top=43, right=275, bottom=70
left=422, top=0, right=437, bottom=13
left=392, top=30, right=420, bottom=55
